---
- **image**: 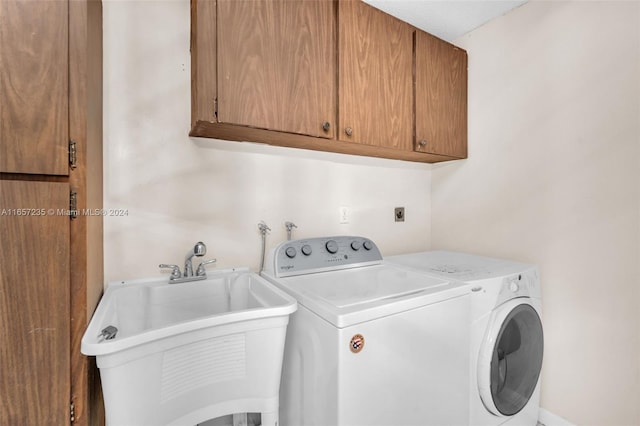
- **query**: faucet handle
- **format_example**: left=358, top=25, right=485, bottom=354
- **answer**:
left=159, top=264, right=182, bottom=280
left=196, top=259, right=217, bottom=276
left=258, top=221, right=271, bottom=234
left=285, top=221, right=297, bottom=240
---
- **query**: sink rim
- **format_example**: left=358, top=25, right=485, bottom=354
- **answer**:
left=81, top=267, right=297, bottom=356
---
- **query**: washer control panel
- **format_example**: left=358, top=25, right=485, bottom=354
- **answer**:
left=273, top=236, right=382, bottom=277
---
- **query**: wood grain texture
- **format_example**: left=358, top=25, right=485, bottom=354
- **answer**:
left=0, top=0, right=69, bottom=175
left=191, top=0, right=217, bottom=125
left=68, top=1, right=104, bottom=424
left=0, top=2, right=103, bottom=424
left=0, top=180, right=70, bottom=424
left=217, top=0, right=336, bottom=138
left=338, top=0, right=413, bottom=149
left=191, top=120, right=456, bottom=163
left=415, top=31, right=467, bottom=158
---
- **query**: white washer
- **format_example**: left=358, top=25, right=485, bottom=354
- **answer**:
left=387, top=251, right=543, bottom=426
left=262, top=237, right=471, bottom=426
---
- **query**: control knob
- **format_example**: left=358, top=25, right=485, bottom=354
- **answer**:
left=351, top=241, right=361, bottom=251
left=301, top=244, right=312, bottom=256
left=363, top=240, right=373, bottom=251
left=325, top=240, right=339, bottom=254
left=285, top=246, right=297, bottom=259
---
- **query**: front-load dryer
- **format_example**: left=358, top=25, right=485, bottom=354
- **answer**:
left=387, top=251, right=543, bottom=426
left=262, top=237, right=471, bottom=426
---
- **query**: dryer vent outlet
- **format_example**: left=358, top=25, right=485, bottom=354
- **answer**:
left=395, top=207, right=405, bottom=222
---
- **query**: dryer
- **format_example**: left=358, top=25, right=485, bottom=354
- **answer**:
left=262, top=237, right=471, bottom=426
left=387, top=251, right=543, bottom=426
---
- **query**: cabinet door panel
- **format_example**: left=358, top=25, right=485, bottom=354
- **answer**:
left=218, top=0, right=336, bottom=138
left=0, top=180, right=70, bottom=424
left=339, top=0, right=413, bottom=150
left=415, top=31, right=467, bottom=158
left=0, top=0, right=69, bottom=175
left=191, top=0, right=217, bottom=125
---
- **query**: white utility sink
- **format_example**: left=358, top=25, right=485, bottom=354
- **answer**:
left=82, top=267, right=297, bottom=426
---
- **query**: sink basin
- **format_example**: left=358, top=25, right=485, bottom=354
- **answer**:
left=82, top=267, right=296, bottom=356
left=82, top=267, right=297, bottom=426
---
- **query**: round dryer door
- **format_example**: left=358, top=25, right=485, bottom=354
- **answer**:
left=478, top=298, right=543, bottom=417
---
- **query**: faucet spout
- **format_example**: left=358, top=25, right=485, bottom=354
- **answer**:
left=184, top=241, right=206, bottom=277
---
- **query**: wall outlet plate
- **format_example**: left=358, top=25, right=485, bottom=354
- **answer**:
left=339, top=206, right=350, bottom=224
left=395, top=207, right=405, bottom=222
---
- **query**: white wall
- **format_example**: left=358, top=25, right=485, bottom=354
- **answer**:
left=103, top=1, right=640, bottom=424
left=102, top=0, right=431, bottom=283
left=434, top=1, right=640, bottom=425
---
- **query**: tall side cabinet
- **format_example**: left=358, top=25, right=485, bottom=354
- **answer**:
left=0, top=1, right=104, bottom=425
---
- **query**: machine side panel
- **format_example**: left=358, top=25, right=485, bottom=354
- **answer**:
left=279, top=305, right=339, bottom=426
left=337, top=294, right=470, bottom=425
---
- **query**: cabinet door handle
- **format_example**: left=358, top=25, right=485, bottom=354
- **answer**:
left=322, top=122, right=331, bottom=132
left=418, top=139, right=427, bottom=148
left=345, top=127, right=353, bottom=137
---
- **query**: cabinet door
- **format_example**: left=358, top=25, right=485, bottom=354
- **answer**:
left=0, top=0, right=69, bottom=175
left=217, top=0, right=336, bottom=138
left=0, top=180, right=70, bottom=424
left=339, top=0, right=413, bottom=150
left=415, top=31, right=467, bottom=158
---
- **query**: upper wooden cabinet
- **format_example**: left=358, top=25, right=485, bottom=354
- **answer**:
left=217, top=0, right=336, bottom=138
left=415, top=31, right=468, bottom=158
left=191, top=0, right=467, bottom=163
left=0, top=0, right=69, bottom=175
left=338, top=0, right=413, bottom=150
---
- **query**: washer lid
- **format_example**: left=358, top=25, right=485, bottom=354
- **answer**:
left=270, top=263, right=468, bottom=328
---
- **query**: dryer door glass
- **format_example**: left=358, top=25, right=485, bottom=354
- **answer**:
left=490, top=303, right=543, bottom=416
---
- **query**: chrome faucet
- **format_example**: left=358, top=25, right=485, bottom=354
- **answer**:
left=159, top=241, right=216, bottom=283
left=184, top=241, right=207, bottom=277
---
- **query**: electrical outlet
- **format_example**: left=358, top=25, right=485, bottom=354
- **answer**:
left=395, top=207, right=405, bottom=222
left=339, top=206, right=350, bottom=224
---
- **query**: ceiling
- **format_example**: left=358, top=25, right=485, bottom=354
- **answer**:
left=362, top=0, right=528, bottom=42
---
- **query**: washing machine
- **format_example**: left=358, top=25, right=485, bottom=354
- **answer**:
left=261, top=237, right=471, bottom=426
left=387, top=251, right=543, bottom=426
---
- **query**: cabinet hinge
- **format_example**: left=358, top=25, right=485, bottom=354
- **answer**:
left=70, top=400, right=76, bottom=423
left=69, top=140, right=77, bottom=170
left=69, top=191, right=78, bottom=220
